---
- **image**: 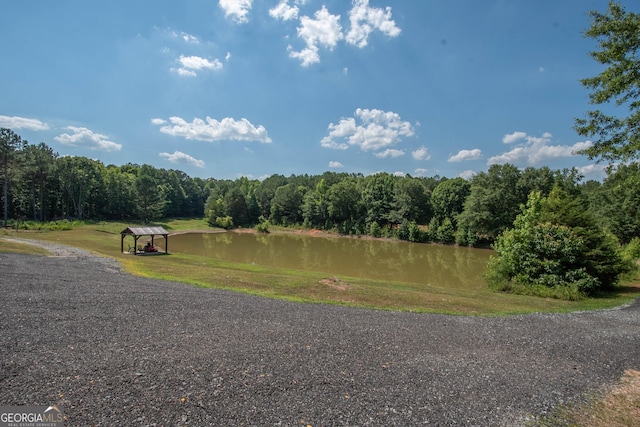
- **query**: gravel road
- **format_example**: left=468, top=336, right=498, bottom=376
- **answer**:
left=1, top=240, right=639, bottom=426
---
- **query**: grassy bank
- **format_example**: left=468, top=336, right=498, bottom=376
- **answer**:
left=2, top=219, right=639, bottom=315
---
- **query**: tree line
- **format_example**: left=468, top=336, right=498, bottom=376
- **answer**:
left=4, top=127, right=639, bottom=246
left=0, top=128, right=209, bottom=225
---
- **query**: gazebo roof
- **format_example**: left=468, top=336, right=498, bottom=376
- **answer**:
left=120, top=226, right=169, bottom=236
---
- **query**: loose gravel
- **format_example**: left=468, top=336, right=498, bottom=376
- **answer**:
left=1, top=240, right=639, bottom=426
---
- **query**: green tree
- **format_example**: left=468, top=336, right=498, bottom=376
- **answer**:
left=255, top=174, right=287, bottom=218
left=135, top=173, right=165, bottom=222
left=104, top=166, right=137, bottom=219
left=362, top=173, right=396, bottom=226
left=301, top=189, right=328, bottom=228
left=430, top=177, right=470, bottom=225
left=326, top=178, right=363, bottom=232
left=270, top=183, right=304, bottom=225
left=56, top=156, right=105, bottom=219
left=0, top=128, right=26, bottom=225
left=486, top=189, right=629, bottom=299
left=204, top=193, right=225, bottom=227
left=457, top=164, right=522, bottom=244
left=390, top=177, right=430, bottom=224
left=22, top=143, right=57, bottom=221
left=574, top=1, right=640, bottom=162
left=590, top=163, right=640, bottom=244
left=224, top=187, right=250, bottom=226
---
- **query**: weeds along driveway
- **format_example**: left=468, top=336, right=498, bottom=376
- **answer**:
left=1, top=249, right=639, bottom=426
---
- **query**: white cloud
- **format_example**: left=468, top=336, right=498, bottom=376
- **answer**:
left=0, top=115, right=49, bottom=131
left=459, top=170, right=476, bottom=180
left=276, top=1, right=400, bottom=66
left=289, top=6, right=343, bottom=66
left=328, top=161, right=344, bottom=168
left=54, top=127, right=122, bottom=152
left=219, top=0, right=252, bottom=23
left=346, top=0, right=401, bottom=48
left=171, top=30, right=199, bottom=44
left=412, top=146, right=431, bottom=161
left=288, top=45, right=320, bottom=67
left=321, top=109, right=415, bottom=155
left=225, top=52, right=231, bottom=61
left=502, top=131, right=527, bottom=144
left=577, top=163, right=607, bottom=180
left=488, top=132, right=594, bottom=166
left=393, top=171, right=406, bottom=177
left=150, top=118, right=166, bottom=125
left=160, top=151, right=205, bottom=168
left=414, top=168, right=428, bottom=176
left=375, top=149, right=404, bottom=158
left=448, top=148, right=483, bottom=162
left=270, top=0, right=300, bottom=21
left=153, top=116, right=272, bottom=143
left=172, top=55, right=223, bottom=77
left=160, top=28, right=200, bottom=44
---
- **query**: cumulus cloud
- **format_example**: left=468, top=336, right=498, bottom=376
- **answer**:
left=172, top=55, right=223, bottom=77
left=412, top=146, right=431, bottom=161
left=269, top=0, right=300, bottom=21
left=346, top=0, right=401, bottom=48
left=502, top=131, right=528, bottom=144
left=393, top=171, right=406, bottom=177
left=375, top=149, right=404, bottom=158
left=414, top=168, right=428, bottom=176
left=54, top=127, right=122, bottom=152
left=288, top=6, right=343, bottom=66
left=577, top=163, right=607, bottom=180
left=448, top=148, right=483, bottom=162
left=152, top=116, right=272, bottom=143
left=160, top=151, right=205, bottom=168
left=459, top=170, right=476, bottom=180
left=328, top=161, right=344, bottom=168
left=219, top=0, right=252, bottom=23
left=488, top=132, right=594, bottom=166
left=321, top=109, right=415, bottom=155
left=0, top=115, right=49, bottom=131
left=273, top=1, right=400, bottom=66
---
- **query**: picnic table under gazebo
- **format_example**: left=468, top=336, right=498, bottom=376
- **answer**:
left=120, top=226, right=169, bottom=255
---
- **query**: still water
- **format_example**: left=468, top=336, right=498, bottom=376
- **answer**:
left=166, top=232, right=494, bottom=290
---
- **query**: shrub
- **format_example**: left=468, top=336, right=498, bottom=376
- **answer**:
left=214, top=216, right=234, bottom=230
left=256, top=219, right=270, bottom=233
left=486, top=190, right=628, bottom=299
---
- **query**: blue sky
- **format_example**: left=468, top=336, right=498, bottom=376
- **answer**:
left=1, top=0, right=634, bottom=180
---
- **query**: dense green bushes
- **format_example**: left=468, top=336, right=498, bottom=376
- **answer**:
left=486, top=189, right=633, bottom=299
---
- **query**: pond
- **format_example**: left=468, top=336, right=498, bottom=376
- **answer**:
left=165, top=232, right=494, bottom=291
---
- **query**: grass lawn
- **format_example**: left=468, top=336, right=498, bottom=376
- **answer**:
left=2, top=218, right=639, bottom=315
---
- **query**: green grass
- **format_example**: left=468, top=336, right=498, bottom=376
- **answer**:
left=2, top=219, right=639, bottom=315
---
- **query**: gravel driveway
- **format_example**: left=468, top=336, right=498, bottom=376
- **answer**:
left=1, top=240, right=639, bottom=426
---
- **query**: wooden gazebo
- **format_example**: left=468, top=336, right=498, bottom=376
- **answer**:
left=120, top=226, right=169, bottom=255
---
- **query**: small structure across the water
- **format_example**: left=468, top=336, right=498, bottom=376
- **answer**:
left=120, top=226, right=169, bottom=255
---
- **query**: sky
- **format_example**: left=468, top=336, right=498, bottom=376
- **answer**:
left=1, top=0, right=636, bottom=181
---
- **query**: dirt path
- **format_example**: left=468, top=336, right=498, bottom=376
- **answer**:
left=0, top=244, right=639, bottom=426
